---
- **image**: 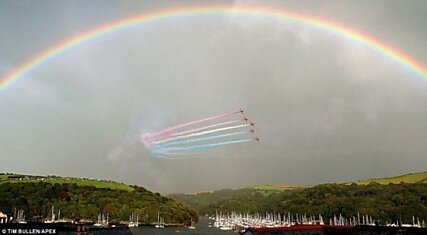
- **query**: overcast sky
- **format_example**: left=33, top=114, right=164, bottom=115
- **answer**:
left=1, top=0, right=426, bottom=194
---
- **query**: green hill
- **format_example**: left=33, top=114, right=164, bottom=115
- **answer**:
left=0, top=173, right=196, bottom=224
left=0, top=173, right=133, bottom=191
left=170, top=171, right=427, bottom=224
left=355, top=171, right=427, bottom=185
left=169, top=184, right=307, bottom=214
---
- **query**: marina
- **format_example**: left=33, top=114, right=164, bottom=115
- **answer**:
left=209, top=211, right=426, bottom=234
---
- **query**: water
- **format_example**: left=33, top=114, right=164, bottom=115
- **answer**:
left=130, top=216, right=236, bottom=235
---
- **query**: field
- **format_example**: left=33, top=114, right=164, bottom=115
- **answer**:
left=247, top=172, right=427, bottom=194
left=2, top=171, right=426, bottom=195
left=0, top=173, right=134, bottom=191
left=355, top=171, right=427, bottom=185
left=0, top=174, right=9, bottom=180
left=248, top=184, right=305, bottom=196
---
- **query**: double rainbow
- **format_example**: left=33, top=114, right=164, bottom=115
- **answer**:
left=1, top=5, right=426, bottom=92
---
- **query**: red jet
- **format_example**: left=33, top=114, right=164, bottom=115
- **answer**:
left=255, top=136, right=260, bottom=142
left=243, top=117, right=249, bottom=123
left=239, top=108, right=244, bottom=114
left=250, top=128, right=255, bottom=134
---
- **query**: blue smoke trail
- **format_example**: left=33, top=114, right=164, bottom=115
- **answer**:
left=151, top=131, right=248, bottom=148
left=155, top=154, right=199, bottom=160
left=157, top=139, right=252, bottom=152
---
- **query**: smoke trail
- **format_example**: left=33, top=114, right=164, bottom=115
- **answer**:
left=146, top=110, right=241, bottom=140
left=155, top=154, right=197, bottom=160
left=149, top=149, right=203, bottom=159
left=167, top=119, right=243, bottom=138
left=140, top=109, right=255, bottom=159
left=152, top=151, right=201, bottom=156
left=152, top=131, right=248, bottom=148
left=157, top=139, right=252, bottom=152
left=151, top=124, right=250, bottom=145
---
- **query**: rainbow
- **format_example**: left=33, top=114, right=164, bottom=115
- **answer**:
left=1, top=5, right=427, bottom=92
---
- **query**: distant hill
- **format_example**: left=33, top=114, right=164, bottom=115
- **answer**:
left=354, top=171, right=427, bottom=185
left=171, top=171, right=427, bottom=208
left=0, top=173, right=196, bottom=224
left=169, top=184, right=307, bottom=214
left=169, top=171, right=427, bottom=224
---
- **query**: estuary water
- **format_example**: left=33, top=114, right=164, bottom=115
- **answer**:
left=130, top=216, right=235, bottom=235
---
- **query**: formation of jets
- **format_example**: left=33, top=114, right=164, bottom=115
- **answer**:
left=240, top=108, right=260, bottom=142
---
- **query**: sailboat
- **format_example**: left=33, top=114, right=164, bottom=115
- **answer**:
left=45, top=206, right=55, bottom=223
left=94, top=213, right=109, bottom=227
left=128, top=213, right=139, bottom=227
left=188, top=218, right=196, bottom=230
left=15, top=209, right=26, bottom=224
left=155, top=212, right=164, bottom=228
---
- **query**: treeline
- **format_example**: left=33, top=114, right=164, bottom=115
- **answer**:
left=0, top=182, right=197, bottom=224
left=172, top=182, right=427, bottom=224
